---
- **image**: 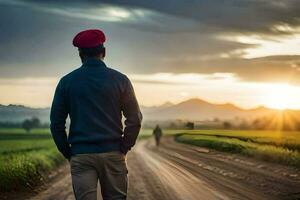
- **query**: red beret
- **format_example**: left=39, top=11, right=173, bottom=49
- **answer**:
left=73, top=29, right=106, bottom=48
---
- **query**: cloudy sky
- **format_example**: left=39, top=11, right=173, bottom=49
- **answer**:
left=1, top=0, right=300, bottom=109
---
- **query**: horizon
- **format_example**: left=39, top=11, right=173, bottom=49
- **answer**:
left=2, top=96, right=300, bottom=112
left=1, top=1, right=300, bottom=110
left=1, top=73, right=300, bottom=110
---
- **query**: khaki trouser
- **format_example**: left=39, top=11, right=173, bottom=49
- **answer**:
left=70, top=151, right=128, bottom=200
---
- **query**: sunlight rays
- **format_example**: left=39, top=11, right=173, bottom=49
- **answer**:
left=263, top=110, right=298, bottom=134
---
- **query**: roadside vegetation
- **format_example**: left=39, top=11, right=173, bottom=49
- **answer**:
left=176, top=130, right=300, bottom=168
left=0, top=128, right=64, bottom=191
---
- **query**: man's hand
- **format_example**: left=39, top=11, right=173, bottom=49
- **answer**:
left=120, top=152, right=127, bottom=160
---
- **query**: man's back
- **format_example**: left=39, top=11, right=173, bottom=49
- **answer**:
left=51, top=58, right=142, bottom=159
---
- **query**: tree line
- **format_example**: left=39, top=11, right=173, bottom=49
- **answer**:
left=0, top=117, right=49, bottom=132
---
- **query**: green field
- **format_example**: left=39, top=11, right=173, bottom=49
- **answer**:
left=176, top=130, right=300, bottom=168
left=0, top=128, right=157, bottom=191
left=3, top=128, right=298, bottom=192
left=0, top=128, right=64, bottom=191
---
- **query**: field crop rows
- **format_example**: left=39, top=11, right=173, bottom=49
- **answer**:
left=176, top=130, right=300, bottom=168
left=0, top=129, right=64, bottom=191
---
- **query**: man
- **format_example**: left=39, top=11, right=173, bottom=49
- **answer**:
left=153, top=125, right=162, bottom=147
left=50, top=29, right=142, bottom=200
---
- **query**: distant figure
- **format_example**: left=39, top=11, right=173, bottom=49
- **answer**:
left=50, top=29, right=142, bottom=200
left=153, top=125, right=163, bottom=147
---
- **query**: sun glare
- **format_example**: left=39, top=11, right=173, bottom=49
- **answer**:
left=263, top=84, right=295, bottom=110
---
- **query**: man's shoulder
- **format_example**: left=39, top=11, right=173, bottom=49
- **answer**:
left=106, top=67, right=127, bottom=78
left=106, top=67, right=129, bottom=82
left=60, top=67, right=82, bottom=82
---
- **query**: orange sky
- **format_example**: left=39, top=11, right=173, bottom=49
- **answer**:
left=1, top=73, right=300, bottom=110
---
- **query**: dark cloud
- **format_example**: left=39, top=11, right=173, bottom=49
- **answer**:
left=102, top=0, right=300, bottom=36
left=5, top=0, right=300, bottom=34
left=0, top=0, right=300, bottom=86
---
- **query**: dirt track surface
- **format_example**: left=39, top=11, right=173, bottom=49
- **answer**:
left=5, top=137, right=300, bottom=200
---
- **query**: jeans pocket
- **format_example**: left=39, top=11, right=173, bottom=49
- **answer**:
left=105, top=153, right=128, bottom=174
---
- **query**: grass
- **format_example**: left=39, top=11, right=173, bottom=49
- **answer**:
left=181, top=129, right=300, bottom=151
left=0, top=128, right=170, bottom=191
left=0, top=128, right=64, bottom=191
left=0, top=128, right=51, bottom=135
left=176, top=130, right=300, bottom=168
left=0, top=128, right=52, bottom=140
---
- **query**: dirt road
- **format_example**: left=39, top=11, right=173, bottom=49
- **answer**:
left=21, top=137, right=300, bottom=199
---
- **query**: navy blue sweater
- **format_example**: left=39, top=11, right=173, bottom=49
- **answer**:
left=50, top=58, right=142, bottom=159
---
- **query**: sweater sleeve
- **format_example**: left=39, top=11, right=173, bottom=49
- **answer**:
left=120, top=77, right=143, bottom=154
left=50, top=79, right=71, bottom=159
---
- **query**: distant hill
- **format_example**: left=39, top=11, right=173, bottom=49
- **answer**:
left=0, top=99, right=299, bottom=123
left=0, top=104, right=50, bottom=123
left=141, top=98, right=294, bottom=121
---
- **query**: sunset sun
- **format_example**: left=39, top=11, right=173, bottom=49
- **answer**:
left=264, top=84, right=295, bottom=110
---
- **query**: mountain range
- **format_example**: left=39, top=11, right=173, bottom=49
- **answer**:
left=0, top=98, right=298, bottom=123
left=141, top=98, right=281, bottom=121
